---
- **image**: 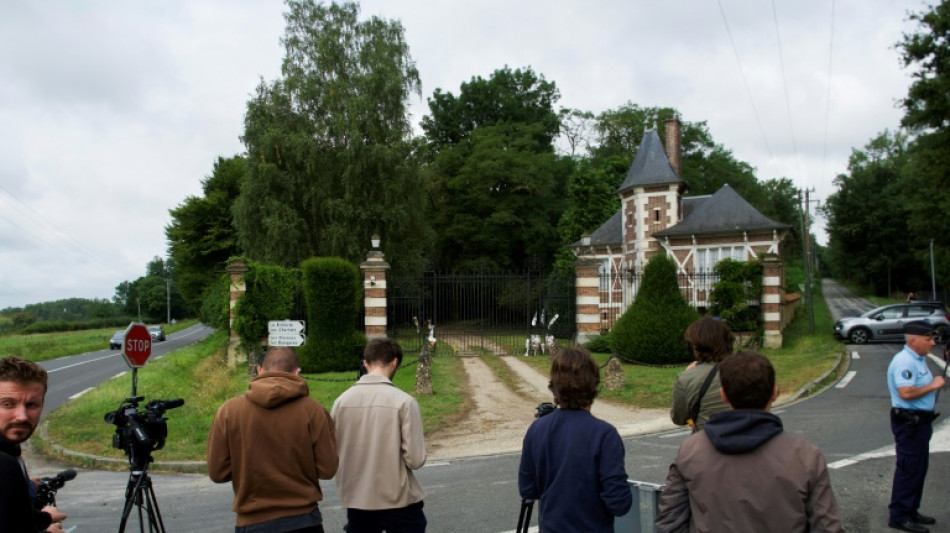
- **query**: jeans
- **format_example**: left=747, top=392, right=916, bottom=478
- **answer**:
left=345, top=501, right=426, bottom=533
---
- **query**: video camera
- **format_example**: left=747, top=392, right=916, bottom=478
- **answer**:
left=104, top=396, right=184, bottom=457
left=34, top=469, right=76, bottom=510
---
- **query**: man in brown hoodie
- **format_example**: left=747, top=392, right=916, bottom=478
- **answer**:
left=207, top=347, right=338, bottom=532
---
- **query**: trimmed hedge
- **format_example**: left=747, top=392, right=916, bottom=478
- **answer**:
left=199, top=273, right=231, bottom=331
left=710, top=258, right=763, bottom=333
left=299, top=257, right=365, bottom=373
left=610, top=253, right=697, bottom=365
left=232, top=262, right=300, bottom=361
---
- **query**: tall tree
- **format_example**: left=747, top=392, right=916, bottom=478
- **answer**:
left=166, top=155, right=245, bottom=313
left=422, top=67, right=570, bottom=271
left=822, top=131, right=922, bottom=293
left=234, top=0, right=431, bottom=268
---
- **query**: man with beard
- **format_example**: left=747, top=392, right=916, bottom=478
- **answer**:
left=0, top=356, right=67, bottom=532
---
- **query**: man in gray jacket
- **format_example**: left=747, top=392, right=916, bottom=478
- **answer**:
left=656, top=351, right=843, bottom=533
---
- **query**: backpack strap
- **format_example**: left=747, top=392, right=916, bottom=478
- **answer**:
left=688, top=364, right=719, bottom=428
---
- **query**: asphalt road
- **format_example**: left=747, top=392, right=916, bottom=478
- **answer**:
left=26, top=288, right=950, bottom=532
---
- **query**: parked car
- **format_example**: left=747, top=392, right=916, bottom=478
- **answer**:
left=109, top=330, right=124, bottom=350
left=833, top=302, right=950, bottom=344
left=147, top=325, right=166, bottom=342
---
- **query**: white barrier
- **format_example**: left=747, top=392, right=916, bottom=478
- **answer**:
left=614, top=480, right=664, bottom=533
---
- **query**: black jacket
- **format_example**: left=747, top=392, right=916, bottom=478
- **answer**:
left=0, top=437, right=53, bottom=532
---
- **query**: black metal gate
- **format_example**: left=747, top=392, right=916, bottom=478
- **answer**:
left=387, top=268, right=575, bottom=356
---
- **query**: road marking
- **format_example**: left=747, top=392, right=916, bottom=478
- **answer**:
left=499, top=527, right=538, bottom=533
left=68, top=387, right=93, bottom=400
left=836, top=371, right=857, bottom=389
left=829, top=420, right=950, bottom=469
left=927, top=352, right=947, bottom=370
left=424, top=461, right=451, bottom=468
left=112, top=372, right=127, bottom=379
left=851, top=351, right=860, bottom=360
left=660, top=430, right=690, bottom=439
left=46, top=352, right=119, bottom=373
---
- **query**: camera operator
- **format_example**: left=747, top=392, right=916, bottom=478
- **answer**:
left=0, top=356, right=67, bottom=532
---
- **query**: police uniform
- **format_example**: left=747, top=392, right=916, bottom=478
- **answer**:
left=887, top=321, right=940, bottom=532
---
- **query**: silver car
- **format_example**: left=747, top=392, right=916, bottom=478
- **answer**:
left=833, top=302, right=950, bottom=344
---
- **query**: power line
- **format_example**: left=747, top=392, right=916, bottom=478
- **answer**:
left=716, top=0, right=773, bottom=158
left=771, top=0, right=802, bottom=181
left=821, top=0, right=836, bottom=181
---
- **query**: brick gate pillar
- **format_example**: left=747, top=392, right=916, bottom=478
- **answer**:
left=360, top=245, right=390, bottom=341
left=226, top=259, right=250, bottom=368
left=575, top=258, right=601, bottom=344
left=761, top=253, right=785, bottom=349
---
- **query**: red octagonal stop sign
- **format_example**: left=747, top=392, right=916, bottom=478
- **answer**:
left=122, top=323, right=152, bottom=368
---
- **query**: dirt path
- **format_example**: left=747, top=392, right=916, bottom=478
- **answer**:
left=426, top=355, right=676, bottom=461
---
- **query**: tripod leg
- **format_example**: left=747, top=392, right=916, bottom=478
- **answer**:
left=118, top=472, right=147, bottom=533
left=143, top=478, right=167, bottom=533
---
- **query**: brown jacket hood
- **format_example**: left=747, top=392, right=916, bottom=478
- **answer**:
left=246, top=371, right=309, bottom=409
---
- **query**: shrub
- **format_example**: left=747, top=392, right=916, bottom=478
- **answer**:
left=584, top=334, right=611, bottom=353
left=232, top=262, right=300, bottom=361
left=709, top=258, right=762, bottom=333
left=610, top=253, right=697, bottom=365
left=298, top=257, right=365, bottom=373
left=199, top=274, right=231, bottom=331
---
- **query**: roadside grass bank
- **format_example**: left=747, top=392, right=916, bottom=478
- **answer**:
left=37, top=330, right=467, bottom=468
left=0, top=319, right=199, bottom=362
left=508, top=285, right=843, bottom=408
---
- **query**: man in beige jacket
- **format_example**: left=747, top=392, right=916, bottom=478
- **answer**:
left=656, top=351, right=843, bottom=533
left=332, top=339, right=427, bottom=533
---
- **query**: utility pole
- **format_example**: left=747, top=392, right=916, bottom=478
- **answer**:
left=931, top=239, right=937, bottom=300
left=799, top=189, right=815, bottom=334
left=165, top=258, right=171, bottom=324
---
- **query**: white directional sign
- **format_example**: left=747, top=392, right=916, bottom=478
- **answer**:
left=268, top=320, right=306, bottom=347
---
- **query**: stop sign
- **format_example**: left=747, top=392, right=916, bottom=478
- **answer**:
left=122, top=323, right=152, bottom=368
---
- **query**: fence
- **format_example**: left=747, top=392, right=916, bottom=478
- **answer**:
left=596, top=270, right=725, bottom=332
left=387, top=269, right=575, bottom=356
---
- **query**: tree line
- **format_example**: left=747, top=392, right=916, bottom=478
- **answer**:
left=161, top=0, right=810, bottom=321
left=821, top=1, right=950, bottom=297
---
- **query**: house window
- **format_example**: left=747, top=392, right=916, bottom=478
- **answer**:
left=653, top=208, right=661, bottom=222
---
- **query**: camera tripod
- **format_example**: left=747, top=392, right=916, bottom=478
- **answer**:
left=118, top=449, right=166, bottom=533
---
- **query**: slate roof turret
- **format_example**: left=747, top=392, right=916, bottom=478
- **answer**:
left=616, top=129, right=685, bottom=194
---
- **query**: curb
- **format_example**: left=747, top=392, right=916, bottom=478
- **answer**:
left=36, top=420, right=207, bottom=474
left=781, top=347, right=848, bottom=405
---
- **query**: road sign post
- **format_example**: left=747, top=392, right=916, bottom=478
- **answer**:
left=121, top=323, right=153, bottom=396
left=268, top=320, right=306, bottom=347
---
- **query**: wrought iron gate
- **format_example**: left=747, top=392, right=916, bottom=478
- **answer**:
left=387, top=268, right=575, bottom=356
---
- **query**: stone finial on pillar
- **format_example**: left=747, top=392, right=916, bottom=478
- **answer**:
left=761, top=253, right=784, bottom=349
left=360, top=248, right=390, bottom=341
left=574, top=258, right=602, bottom=344
left=226, top=259, right=250, bottom=368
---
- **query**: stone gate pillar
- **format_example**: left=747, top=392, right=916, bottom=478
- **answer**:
left=761, top=253, right=785, bottom=349
left=226, top=259, right=250, bottom=368
left=575, top=258, right=601, bottom=344
left=361, top=246, right=390, bottom=340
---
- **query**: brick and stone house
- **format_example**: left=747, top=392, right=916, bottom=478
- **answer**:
left=572, top=120, right=792, bottom=348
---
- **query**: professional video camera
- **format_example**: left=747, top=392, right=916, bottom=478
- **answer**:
left=104, top=396, right=184, bottom=457
left=34, top=469, right=76, bottom=510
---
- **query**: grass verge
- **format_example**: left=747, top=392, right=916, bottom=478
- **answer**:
left=0, top=320, right=199, bottom=362
left=38, top=331, right=468, bottom=468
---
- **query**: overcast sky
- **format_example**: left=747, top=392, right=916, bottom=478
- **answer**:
left=0, top=0, right=927, bottom=309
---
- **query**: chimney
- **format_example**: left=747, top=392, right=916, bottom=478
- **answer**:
left=664, top=119, right=682, bottom=176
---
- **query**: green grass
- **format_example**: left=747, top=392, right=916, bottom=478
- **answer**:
left=0, top=320, right=198, bottom=362
left=40, top=331, right=469, bottom=467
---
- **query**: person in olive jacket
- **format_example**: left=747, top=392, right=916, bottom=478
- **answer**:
left=670, top=317, right=733, bottom=432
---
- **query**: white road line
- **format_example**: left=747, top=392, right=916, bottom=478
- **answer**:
left=851, top=351, right=860, bottom=360
left=499, top=527, right=538, bottom=533
left=112, top=372, right=127, bottom=379
left=660, top=430, right=690, bottom=439
left=68, top=387, right=93, bottom=400
left=829, top=420, right=950, bottom=469
left=836, top=371, right=857, bottom=389
left=46, top=352, right=119, bottom=373
left=927, top=352, right=947, bottom=369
